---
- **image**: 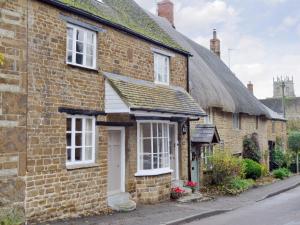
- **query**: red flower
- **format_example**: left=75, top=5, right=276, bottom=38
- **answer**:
left=171, top=187, right=185, bottom=194
left=185, top=181, right=198, bottom=188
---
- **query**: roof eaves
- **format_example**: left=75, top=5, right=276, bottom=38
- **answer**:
left=41, top=0, right=191, bottom=56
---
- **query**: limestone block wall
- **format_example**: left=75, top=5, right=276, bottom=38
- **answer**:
left=0, top=0, right=27, bottom=213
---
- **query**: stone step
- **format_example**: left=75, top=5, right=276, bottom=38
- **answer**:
left=108, top=192, right=136, bottom=212
left=177, top=193, right=213, bottom=203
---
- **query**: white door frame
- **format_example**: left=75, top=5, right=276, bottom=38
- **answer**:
left=107, top=126, right=126, bottom=194
left=170, top=122, right=179, bottom=181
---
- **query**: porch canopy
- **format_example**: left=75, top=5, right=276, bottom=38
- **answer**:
left=104, top=72, right=205, bottom=119
left=191, top=124, right=220, bottom=144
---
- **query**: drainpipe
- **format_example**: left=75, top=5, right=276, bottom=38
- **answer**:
left=187, top=56, right=191, bottom=181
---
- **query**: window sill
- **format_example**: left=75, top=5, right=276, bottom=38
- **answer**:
left=135, top=168, right=173, bottom=177
left=66, top=62, right=99, bottom=72
left=66, top=163, right=99, bottom=170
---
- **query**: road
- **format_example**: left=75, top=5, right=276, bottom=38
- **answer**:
left=187, top=186, right=300, bottom=225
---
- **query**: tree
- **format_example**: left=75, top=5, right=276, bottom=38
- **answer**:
left=288, top=131, right=300, bottom=173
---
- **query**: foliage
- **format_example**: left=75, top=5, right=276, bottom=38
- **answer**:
left=242, top=133, right=261, bottom=163
left=243, top=159, right=262, bottom=180
left=272, top=168, right=290, bottom=180
left=224, top=178, right=255, bottom=195
left=0, top=53, right=4, bottom=66
left=271, top=147, right=285, bottom=169
left=0, top=208, right=23, bottom=225
left=288, top=131, right=300, bottom=173
left=211, top=150, right=245, bottom=185
left=261, top=164, right=269, bottom=177
left=170, top=187, right=185, bottom=200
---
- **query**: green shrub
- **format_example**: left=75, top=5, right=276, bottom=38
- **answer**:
left=243, top=133, right=261, bottom=163
left=243, top=159, right=262, bottom=180
left=211, top=150, right=245, bottom=185
left=224, top=178, right=254, bottom=195
left=261, top=164, right=269, bottom=177
left=273, top=168, right=290, bottom=180
left=0, top=208, right=23, bottom=225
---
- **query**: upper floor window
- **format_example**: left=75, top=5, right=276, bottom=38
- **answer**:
left=204, top=108, right=213, bottom=124
left=154, top=53, right=170, bottom=85
left=272, top=121, right=276, bottom=133
left=232, top=113, right=240, bottom=130
left=66, top=115, right=96, bottom=166
left=256, top=116, right=259, bottom=130
left=67, top=24, right=97, bottom=69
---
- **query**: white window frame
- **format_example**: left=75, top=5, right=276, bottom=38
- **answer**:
left=232, top=113, right=240, bottom=130
left=202, top=145, right=213, bottom=170
left=66, top=23, right=97, bottom=69
left=154, top=53, right=170, bottom=85
left=204, top=108, right=213, bottom=124
left=135, top=120, right=173, bottom=176
left=66, top=115, right=96, bottom=166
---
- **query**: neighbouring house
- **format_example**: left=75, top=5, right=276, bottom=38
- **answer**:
left=0, top=0, right=205, bottom=223
left=152, top=0, right=287, bottom=184
left=261, top=77, right=300, bottom=131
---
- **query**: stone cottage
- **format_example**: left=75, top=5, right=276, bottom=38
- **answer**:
left=151, top=0, right=287, bottom=183
left=0, top=0, right=204, bottom=223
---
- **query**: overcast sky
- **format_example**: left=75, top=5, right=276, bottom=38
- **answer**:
left=134, top=0, right=300, bottom=99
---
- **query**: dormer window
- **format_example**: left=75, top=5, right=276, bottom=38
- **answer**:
left=66, top=24, right=97, bottom=69
left=154, top=53, right=170, bottom=85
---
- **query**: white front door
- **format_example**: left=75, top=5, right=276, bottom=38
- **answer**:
left=107, top=127, right=125, bottom=196
left=169, top=123, right=179, bottom=181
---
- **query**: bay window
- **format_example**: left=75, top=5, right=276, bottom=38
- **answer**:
left=66, top=24, right=97, bottom=69
left=137, top=121, right=171, bottom=174
left=66, top=116, right=96, bottom=165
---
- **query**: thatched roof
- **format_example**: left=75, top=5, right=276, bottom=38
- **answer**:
left=148, top=12, right=275, bottom=117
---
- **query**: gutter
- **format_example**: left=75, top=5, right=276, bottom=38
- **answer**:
left=187, top=56, right=192, bottom=181
left=40, top=0, right=191, bottom=57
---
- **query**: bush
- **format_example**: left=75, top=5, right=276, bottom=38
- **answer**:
left=243, top=159, right=262, bottom=180
left=211, top=150, right=245, bottom=185
left=224, top=178, right=255, bottom=195
left=0, top=208, right=23, bottom=225
left=261, top=164, right=269, bottom=177
left=243, top=133, right=261, bottom=163
left=273, top=168, right=290, bottom=180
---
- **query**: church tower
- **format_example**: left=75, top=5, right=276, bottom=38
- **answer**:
left=273, top=76, right=296, bottom=98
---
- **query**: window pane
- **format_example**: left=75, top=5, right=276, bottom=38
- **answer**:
left=163, top=138, right=168, bottom=153
left=87, top=32, right=94, bottom=44
left=86, top=55, right=93, bottom=67
left=159, top=153, right=164, bottom=168
left=86, top=44, right=93, bottom=55
left=85, top=133, right=92, bottom=146
left=85, top=147, right=92, bottom=161
left=67, top=27, right=73, bottom=38
left=153, top=154, right=158, bottom=169
left=76, top=42, right=83, bottom=53
left=75, top=133, right=82, bottom=146
left=76, top=54, right=83, bottom=65
left=85, top=119, right=93, bottom=131
left=158, top=123, right=162, bottom=137
left=67, top=39, right=73, bottom=50
left=153, top=138, right=157, bottom=153
left=142, top=139, right=151, bottom=154
left=75, top=118, right=82, bottom=131
left=76, top=29, right=84, bottom=41
left=66, top=118, right=72, bottom=131
left=67, top=148, right=71, bottom=161
left=66, top=133, right=71, bottom=146
left=143, top=155, right=152, bottom=170
left=141, top=123, right=151, bottom=138
left=158, top=138, right=163, bottom=154
left=67, top=51, right=73, bottom=63
left=153, top=123, right=157, bottom=137
left=75, top=148, right=82, bottom=161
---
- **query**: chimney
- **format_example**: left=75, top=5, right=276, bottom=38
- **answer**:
left=247, top=81, right=254, bottom=95
left=210, top=29, right=220, bottom=57
left=157, top=0, right=175, bottom=28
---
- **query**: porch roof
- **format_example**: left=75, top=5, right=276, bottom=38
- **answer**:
left=191, top=124, right=220, bottom=144
left=104, top=72, right=206, bottom=118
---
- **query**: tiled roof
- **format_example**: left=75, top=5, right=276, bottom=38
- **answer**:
left=191, top=124, right=220, bottom=144
left=104, top=72, right=205, bottom=117
left=51, top=0, right=186, bottom=53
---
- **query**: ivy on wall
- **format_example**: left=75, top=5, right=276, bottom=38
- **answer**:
left=0, top=53, right=4, bottom=66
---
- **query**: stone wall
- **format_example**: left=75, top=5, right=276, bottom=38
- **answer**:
left=20, top=0, right=188, bottom=223
left=0, top=0, right=27, bottom=215
left=135, top=173, right=171, bottom=204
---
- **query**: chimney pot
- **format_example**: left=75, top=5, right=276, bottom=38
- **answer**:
left=157, top=0, right=175, bottom=28
left=210, top=29, right=220, bottom=57
left=247, top=81, right=254, bottom=95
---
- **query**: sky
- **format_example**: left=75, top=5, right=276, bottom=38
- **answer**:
left=134, top=0, right=300, bottom=99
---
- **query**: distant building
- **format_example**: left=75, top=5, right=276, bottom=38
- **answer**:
left=273, top=76, right=295, bottom=98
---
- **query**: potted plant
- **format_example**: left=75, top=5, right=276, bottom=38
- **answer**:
left=185, top=181, right=198, bottom=193
left=170, top=187, right=185, bottom=200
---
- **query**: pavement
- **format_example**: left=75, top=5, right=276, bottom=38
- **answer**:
left=186, top=185, right=300, bottom=225
left=46, top=175, right=300, bottom=225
